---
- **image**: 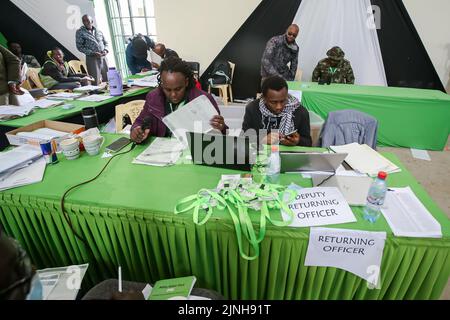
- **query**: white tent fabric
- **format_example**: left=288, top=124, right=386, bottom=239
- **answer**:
left=293, top=0, right=387, bottom=86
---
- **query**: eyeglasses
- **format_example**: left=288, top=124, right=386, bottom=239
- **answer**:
left=0, top=238, right=33, bottom=298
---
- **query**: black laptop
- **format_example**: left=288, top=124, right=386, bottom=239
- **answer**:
left=186, top=132, right=256, bottom=171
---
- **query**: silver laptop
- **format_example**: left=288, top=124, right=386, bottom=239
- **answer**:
left=311, top=174, right=373, bottom=206
left=280, top=152, right=348, bottom=173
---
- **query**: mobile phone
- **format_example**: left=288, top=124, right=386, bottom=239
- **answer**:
left=105, top=137, right=131, bottom=153
left=284, top=129, right=298, bottom=137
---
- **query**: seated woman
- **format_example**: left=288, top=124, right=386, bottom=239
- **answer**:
left=40, top=48, right=93, bottom=90
left=242, top=75, right=312, bottom=146
left=131, top=56, right=227, bottom=143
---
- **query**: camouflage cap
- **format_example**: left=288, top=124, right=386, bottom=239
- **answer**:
left=327, top=46, right=345, bottom=60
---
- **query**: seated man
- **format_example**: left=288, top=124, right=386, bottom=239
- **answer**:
left=7, top=41, right=41, bottom=68
left=40, top=48, right=93, bottom=90
left=312, top=46, right=355, bottom=84
left=153, top=43, right=178, bottom=61
left=131, top=57, right=226, bottom=144
left=125, top=34, right=156, bottom=75
left=242, top=75, right=312, bottom=147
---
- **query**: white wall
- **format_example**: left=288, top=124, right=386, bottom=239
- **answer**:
left=11, top=0, right=96, bottom=61
left=404, top=0, right=450, bottom=92
left=153, top=0, right=262, bottom=75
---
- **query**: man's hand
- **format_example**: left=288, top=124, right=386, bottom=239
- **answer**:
left=130, top=126, right=150, bottom=144
left=262, top=132, right=280, bottom=145
left=280, top=132, right=300, bottom=146
left=101, top=50, right=108, bottom=56
left=210, top=115, right=226, bottom=132
left=82, top=76, right=95, bottom=82
left=94, top=52, right=102, bottom=58
left=8, top=82, right=23, bottom=95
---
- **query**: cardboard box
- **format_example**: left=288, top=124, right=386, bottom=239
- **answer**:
left=6, top=120, right=85, bottom=150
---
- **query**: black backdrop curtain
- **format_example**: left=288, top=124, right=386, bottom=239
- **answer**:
left=370, top=0, right=444, bottom=91
left=0, top=1, right=77, bottom=64
left=200, top=0, right=302, bottom=100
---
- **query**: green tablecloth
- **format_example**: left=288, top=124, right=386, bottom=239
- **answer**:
left=1, top=87, right=151, bottom=128
left=1, top=134, right=449, bottom=299
left=288, top=82, right=450, bottom=151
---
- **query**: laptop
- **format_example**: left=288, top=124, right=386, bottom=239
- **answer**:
left=186, top=132, right=256, bottom=171
left=311, top=174, right=373, bottom=206
left=280, top=152, right=348, bottom=173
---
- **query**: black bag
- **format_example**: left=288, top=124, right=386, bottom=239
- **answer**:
left=207, top=60, right=231, bottom=86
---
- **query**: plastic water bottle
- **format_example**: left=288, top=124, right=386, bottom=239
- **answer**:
left=107, top=67, right=123, bottom=96
left=363, top=171, right=388, bottom=223
left=266, top=145, right=281, bottom=184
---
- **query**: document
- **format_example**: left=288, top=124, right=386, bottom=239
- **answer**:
left=16, top=128, right=69, bottom=141
left=37, top=264, right=89, bottom=300
left=410, top=148, right=431, bottom=161
left=0, top=145, right=42, bottom=174
left=133, top=137, right=185, bottom=166
left=0, top=104, right=36, bottom=120
left=47, top=92, right=84, bottom=100
left=78, top=94, right=113, bottom=102
left=381, top=187, right=442, bottom=238
left=147, top=49, right=162, bottom=66
left=132, top=75, right=159, bottom=87
left=25, top=99, right=64, bottom=109
left=0, top=157, right=46, bottom=191
left=73, top=85, right=102, bottom=93
left=288, top=89, right=302, bottom=102
left=162, top=95, right=218, bottom=146
left=330, top=143, right=401, bottom=177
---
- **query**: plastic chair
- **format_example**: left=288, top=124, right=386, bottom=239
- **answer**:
left=68, top=60, right=88, bottom=75
left=208, top=61, right=235, bottom=105
left=26, top=68, right=45, bottom=89
left=115, top=100, right=146, bottom=133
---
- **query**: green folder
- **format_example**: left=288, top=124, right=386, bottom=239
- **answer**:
left=148, top=276, right=196, bottom=300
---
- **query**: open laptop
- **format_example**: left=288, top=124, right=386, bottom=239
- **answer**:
left=186, top=132, right=256, bottom=171
left=280, top=152, right=348, bottom=173
left=311, top=174, right=373, bottom=206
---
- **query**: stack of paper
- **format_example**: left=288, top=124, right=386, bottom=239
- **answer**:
left=16, top=127, right=69, bottom=141
left=25, top=99, right=64, bottom=109
left=0, top=105, right=36, bottom=120
left=133, top=75, right=159, bottom=87
left=47, top=92, right=84, bottom=101
left=78, top=94, right=113, bottom=102
left=330, top=143, right=401, bottom=177
left=0, top=145, right=45, bottom=191
left=133, top=138, right=185, bottom=166
left=162, top=95, right=219, bottom=146
left=73, top=85, right=102, bottom=93
left=381, top=187, right=442, bottom=238
left=147, top=50, right=162, bottom=65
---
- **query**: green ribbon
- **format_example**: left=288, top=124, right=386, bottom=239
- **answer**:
left=174, top=182, right=298, bottom=260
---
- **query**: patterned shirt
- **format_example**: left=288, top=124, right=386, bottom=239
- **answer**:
left=261, top=34, right=299, bottom=81
left=75, top=26, right=108, bottom=56
left=312, top=58, right=355, bottom=84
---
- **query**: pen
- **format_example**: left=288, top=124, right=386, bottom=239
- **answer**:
left=118, top=266, right=122, bottom=293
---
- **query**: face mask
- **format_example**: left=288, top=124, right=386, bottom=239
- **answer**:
left=26, top=274, right=43, bottom=300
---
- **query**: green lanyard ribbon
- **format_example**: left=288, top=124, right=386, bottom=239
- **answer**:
left=174, top=182, right=297, bottom=260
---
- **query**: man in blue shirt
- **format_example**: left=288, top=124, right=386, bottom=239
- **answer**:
left=125, top=35, right=155, bottom=75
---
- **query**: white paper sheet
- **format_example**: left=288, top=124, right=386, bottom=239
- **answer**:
left=0, top=145, right=42, bottom=174
left=73, top=85, right=102, bottom=92
left=282, top=187, right=357, bottom=227
left=25, top=99, right=64, bottom=109
left=288, top=89, right=303, bottom=102
left=77, top=94, right=113, bottom=102
left=410, top=149, right=431, bottom=161
left=47, top=92, right=84, bottom=100
left=305, top=228, right=386, bottom=287
left=0, top=157, right=46, bottom=191
left=381, top=187, right=442, bottom=238
left=37, top=264, right=89, bottom=300
left=162, top=95, right=218, bottom=146
left=132, top=75, right=159, bottom=87
left=331, top=143, right=401, bottom=177
left=147, top=49, right=162, bottom=65
left=133, top=138, right=184, bottom=166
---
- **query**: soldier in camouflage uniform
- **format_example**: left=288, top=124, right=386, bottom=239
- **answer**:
left=312, top=46, right=355, bottom=84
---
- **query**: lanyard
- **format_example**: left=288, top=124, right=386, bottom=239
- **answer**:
left=329, top=67, right=338, bottom=75
left=174, top=182, right=297, bottom=260
left=169, top=100, right=186, bottom=114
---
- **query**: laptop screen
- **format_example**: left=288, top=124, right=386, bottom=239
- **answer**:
left=187, top=132, right=256, bottom=171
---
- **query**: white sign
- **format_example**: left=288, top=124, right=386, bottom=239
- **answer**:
left=305, top=228, right=386, bottom=287
left=282, top=187, right=356, bottom=227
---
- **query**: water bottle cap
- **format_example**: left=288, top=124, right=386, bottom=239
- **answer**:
left=271, top=145, right=279, bottom=152
left=378, top=171, right=387, bottom=180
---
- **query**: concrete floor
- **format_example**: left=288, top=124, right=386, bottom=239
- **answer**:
left=379, top=136, right=450, bottom=300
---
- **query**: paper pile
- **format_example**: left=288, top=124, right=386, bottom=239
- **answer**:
left=330, top=143, right=401, bottom=177
left=47, top=92, right=84, bottom=100
left=132, top=75, right=159, bottom=87
left=133, top=137, right=185, bottom=166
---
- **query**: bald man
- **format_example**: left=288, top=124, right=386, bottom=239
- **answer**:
left=75, top=14, right=109, bottom=85
left=261, top=24, right=299, bottom=83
